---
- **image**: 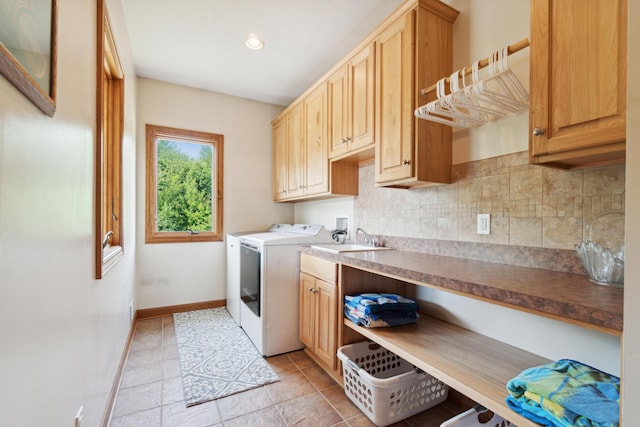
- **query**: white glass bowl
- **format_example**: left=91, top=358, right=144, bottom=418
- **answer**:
left=575, top=240, right=624, bottom=287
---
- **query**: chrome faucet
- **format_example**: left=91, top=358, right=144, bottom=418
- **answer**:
left=355, top=227, right=379, bottom=247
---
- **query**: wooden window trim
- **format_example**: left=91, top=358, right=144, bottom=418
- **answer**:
left=145, top=124, right=224, bottom=244
left=95, top=0, right=124, bottom=279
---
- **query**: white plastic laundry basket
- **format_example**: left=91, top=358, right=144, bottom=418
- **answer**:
left=440, top=406, right=515, bottom=427
left=337, top=341, right=448, bottom=426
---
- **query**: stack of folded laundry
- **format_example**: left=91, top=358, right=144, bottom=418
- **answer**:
left=344, top=293, right=419, bottom=328
left=506, top=359, right=620, bottom=427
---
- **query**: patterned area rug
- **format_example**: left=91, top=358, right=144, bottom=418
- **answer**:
left=173, top=307, right=279, bottom=406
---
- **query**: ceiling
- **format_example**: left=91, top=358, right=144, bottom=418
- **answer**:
left=122, top=0, right=406, bottom=106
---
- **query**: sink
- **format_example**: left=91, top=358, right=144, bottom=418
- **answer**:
left=311, top=244, right=394, bottom=253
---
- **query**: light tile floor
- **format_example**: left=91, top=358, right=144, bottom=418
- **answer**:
left=109, top=315, right=466, bottom=427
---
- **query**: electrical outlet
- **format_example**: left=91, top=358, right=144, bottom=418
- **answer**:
left=75, top=406, right=83, bottom=427
left=336, top=216, right=349, bottom=239
left=477, top=213, right=490, bottom=235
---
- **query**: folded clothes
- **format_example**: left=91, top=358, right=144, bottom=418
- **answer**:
left=344, top=293, right=419, bottom=315
left=506, top=359, right=620, bottom=427
left=344, top=293, right=419, bottom=328
left=344, top=305, right=419, bottom=328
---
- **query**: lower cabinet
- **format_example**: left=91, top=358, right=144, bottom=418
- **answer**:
left=299, top=254, right=338, bottom=371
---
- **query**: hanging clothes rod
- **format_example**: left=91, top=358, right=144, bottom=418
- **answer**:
left=420, top=37, right=530, bottom=97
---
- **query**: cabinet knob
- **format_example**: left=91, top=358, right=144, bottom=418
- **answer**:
left=402, top=159, right=410, bottom=166
left=346, top=137, right=352, bottom=142
left=532, top=127, right=545, bottom=136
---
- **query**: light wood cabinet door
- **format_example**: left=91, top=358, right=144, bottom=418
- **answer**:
left=328, top=64, right=350, bottom=158
left=299, top=273, right=316, bottom=349
left=299, top=273, right=337, bottom=369
left=374, top=5, right=457, bottom=188
left=328, top=43, right=375, bottom=160
left=300, top=254, right=339, bottom=370
left=350, top=43, right=376, bottom=153
left=272, top=117, right=287, bottom=201
left=314, top=279, right=337, bottom=369
left=375, top=13, right=415, bottom=184
left=304, top=84, right=329, bottom=196
left=286, top=102, right=305, bottom=198
left=529, top=0, right=627, bottom=167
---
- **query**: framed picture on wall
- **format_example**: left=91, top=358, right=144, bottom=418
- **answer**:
left=0, top=0, right=57, bottom=117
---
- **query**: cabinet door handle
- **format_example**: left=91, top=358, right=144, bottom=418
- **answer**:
left=402, top=159, right=410, bottom=166
left=532, top=127, right=545, bottom=136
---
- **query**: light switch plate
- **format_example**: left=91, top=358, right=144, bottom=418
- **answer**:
left=477, top=213, right=490, bottom=235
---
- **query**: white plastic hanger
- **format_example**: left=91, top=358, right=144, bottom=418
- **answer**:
left=414, top=43, right=529, bottom=128
left=454, top=68, right=505, bottom=122
left=475, top=49, right=527, bottom=112
left=415, top=78, right=478, bottom=128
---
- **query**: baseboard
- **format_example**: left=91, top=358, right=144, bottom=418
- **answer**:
left=101, top=310, right=138, bottom=427
left=101, top=299, right=225, bottom=426
left=136, top=299, right=226, bottom=319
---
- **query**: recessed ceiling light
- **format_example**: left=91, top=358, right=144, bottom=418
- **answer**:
left=245, top=36, right=264, bottom=50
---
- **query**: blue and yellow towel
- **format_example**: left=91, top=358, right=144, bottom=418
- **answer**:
left=506, top=359, right=620, bottom=427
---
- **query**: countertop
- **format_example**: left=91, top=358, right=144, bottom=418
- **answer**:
left=301, top=247, right=623, bottom=335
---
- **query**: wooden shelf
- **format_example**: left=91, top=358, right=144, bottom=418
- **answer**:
left=308, top=248, right=623, bottom=336
left=344, top=316, right=550, bottom=427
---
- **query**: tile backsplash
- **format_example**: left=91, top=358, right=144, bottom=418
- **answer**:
left=355, top=151, right=625, bottom=252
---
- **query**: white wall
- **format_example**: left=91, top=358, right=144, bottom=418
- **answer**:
left=135, top=78, right=292, bottom=309
left=0, top=0, right=137, bottom=426
left=622, top=0, right=639, bottom=420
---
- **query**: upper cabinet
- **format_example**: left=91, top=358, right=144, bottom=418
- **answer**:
left=304, top=84, right=330, bottom=196
left=375, top=3, right=458, bottom=188
left=272, top=85, right=359, bottom=202
left=286, top=102, right=306, bottom=199
left=328, top=43, right=376, bottom=160
left=272, top=116, right=287, bottom=201
left=272, top=0, right=459, bottom=201
left=282, top=87, right=329, bottom=199
left=529, top=0, right=627, bottom=168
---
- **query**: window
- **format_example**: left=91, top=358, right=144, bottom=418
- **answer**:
left=145, top=124, right=224, bottom=243
left=95, top=0, right=124, bottom=279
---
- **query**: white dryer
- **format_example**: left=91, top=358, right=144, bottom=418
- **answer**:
left=226, top=224, right=290, bottom=324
